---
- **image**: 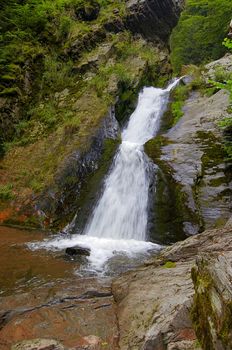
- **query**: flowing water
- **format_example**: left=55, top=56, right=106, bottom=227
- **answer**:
left=29, top=80, right=180, bottom=273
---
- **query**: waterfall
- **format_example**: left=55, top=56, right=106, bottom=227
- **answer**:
left=84, top=80, right=179, bottom=241
left=28, top=80, right=180, bottom=272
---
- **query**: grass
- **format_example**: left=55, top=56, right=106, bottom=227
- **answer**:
left=0, top=184, right=15, bottom=201
left=170, top=84, right=189, bottom=125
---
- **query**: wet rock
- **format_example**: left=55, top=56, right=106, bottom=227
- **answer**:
left=0, top=278, right=119, bottom=350
left=113, top=225, right=232, bottom=350
left=66, top=246, right=91, bottom=256
left=11, top=339, right=65, bottom=350
left=147, top=88, right=232, bottom=237
left=37, top=105, right=120, bottom=230
left=192, top=251, right=232, bottom=349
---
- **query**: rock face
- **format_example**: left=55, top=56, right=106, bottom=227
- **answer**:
left=146, top=87, right=232, bottom=240
left=112, top=223, right=232, bottom=350
left=36, top=106, right=120, bottom=229
left=192, top=251, right=232, bottom=349
left=145, top=55, right=232, bottom=241
left=162, top=89, right=231, bottom=232
left=1, top=224, right=232, bottom=350
left=204, top=54, right=232, bottom=80
left=12, top=339, right=65, bottom=350
left=126, top=0, right=185, bottom=41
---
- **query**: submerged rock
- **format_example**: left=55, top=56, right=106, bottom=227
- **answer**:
left=66, top=245, right=91, bottom=256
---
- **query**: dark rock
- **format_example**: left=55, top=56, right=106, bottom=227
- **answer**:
left=65, top=246, right=91, bottom=257
left=125, top=0, right=185, bottom=42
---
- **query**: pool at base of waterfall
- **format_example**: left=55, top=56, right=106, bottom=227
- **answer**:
left=28, top=234, right=161, bottom=276
left=0, top=226, right=161, bottom=297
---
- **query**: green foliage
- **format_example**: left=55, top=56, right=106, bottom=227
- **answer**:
left=90, top=62, right=131, bottom=97
left=170, top=0, right=232, bottom=72
left=171, top=101, right=184, bottom=125
left=170, top=85, right=189, bottom=125
left=41, top=55, right=74, bottom=95
left=0, top=184, right=15, bottom=200
left=223, top=38, right=232, bottom=50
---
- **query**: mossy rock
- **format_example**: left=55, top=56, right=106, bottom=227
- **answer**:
left=75, top=0, right=100, bottom=21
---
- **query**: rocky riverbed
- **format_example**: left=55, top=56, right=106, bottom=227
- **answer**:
left=1, top=219, right=232, bottom=350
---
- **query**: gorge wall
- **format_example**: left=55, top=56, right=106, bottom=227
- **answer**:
left=0, top=0, right=184, bottom=229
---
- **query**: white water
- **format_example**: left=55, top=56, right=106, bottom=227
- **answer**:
left=28, top=80, right=180, bottom=272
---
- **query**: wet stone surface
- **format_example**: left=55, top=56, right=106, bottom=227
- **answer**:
left=0, top=226, right=119, bottom=350
left=160, top=89, right=232, bottom=233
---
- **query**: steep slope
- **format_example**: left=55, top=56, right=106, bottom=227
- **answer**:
left=0, top=0, right=184, bottom=229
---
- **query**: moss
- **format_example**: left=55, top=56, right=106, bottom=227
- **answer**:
left=0, top=184, right=15, bottom=201
left=191, top=264, right=215, bottom=349
left=219, top=301, right=232, bottom=345
left=191, top=260, right=232, bottom=349
left=145, top=136, right=202, bottom=244
left=163, top=261, right=176, bottom=268
left=170, top=0, right=232, bottom=73
left=144, top=136, right=170, bottom=162
left=196, top=131, right=227, bottom=170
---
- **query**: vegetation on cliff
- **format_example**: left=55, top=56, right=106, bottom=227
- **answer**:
left=170, top=0, right=232, bottom=73
left=0, top=0, right=169, bottom=227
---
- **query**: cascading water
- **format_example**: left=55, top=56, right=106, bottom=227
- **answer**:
left=29, top=80, right=180, bottom=272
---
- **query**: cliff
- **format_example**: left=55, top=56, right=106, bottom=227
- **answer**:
left=0, top=0, right=184, bottom=229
